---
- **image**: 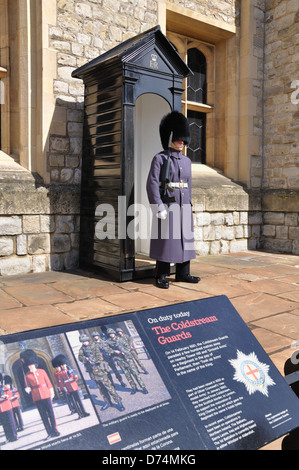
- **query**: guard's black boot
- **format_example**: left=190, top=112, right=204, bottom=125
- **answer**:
left=155, top=275, right=169, bottom=289
left=175, top=274, right=200, bottom=283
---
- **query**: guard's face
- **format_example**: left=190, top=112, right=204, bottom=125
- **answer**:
left=171, top=140, right=184, bottom=151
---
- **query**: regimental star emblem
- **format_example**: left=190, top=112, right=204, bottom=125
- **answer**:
left=229, top=350, right=275, bottom=397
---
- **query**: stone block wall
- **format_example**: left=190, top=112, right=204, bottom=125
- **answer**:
left=259, top=1, right=298, bottom=254
left=248, top=190, right=299, bottom=255
left=263, top=1, right=299, bottom=191
left=249, top=211, right=299, bottom=256
left=0, top=173, right=80, bottom=276
left=193, top=208, right=248, bottom=256
left=192, top=167, right=249, bottom=257
left=248, top=0, right=299, bottom=255
left=261, top=212, right=299, bottom=254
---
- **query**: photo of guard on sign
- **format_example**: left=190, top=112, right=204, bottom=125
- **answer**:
left=146, top=111, right=200, bottom=290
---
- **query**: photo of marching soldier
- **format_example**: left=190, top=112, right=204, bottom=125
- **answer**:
left=3, top=375, right=24, bottom=433
left=0, top=373, right=18, bottom=443
left=0, top=335, right=98, bottom=450
left=78, top=333, right=125, bottom=413
left=106, top=328, right=149, bottom=396
left=51, top=354, right=90, bottom=420
left=66, top=319, right=171, bottom=423
left=115, top=327, right=149, bottom=375
left=20, top=349, right=61, bottom=440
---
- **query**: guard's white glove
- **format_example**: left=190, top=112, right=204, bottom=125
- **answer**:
left=156, top=209, right=167, bottom=220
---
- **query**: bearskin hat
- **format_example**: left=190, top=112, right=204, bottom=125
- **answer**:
left=52, top=354, right=68, bottom=368
left=4, top=375, right=12, bottom=386
left=20, top=349, right=39, bottom=368
left=159, top=111, right=190, bottom=150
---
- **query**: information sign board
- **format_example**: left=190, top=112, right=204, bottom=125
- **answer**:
left=1, top=296, right=298, bottom=451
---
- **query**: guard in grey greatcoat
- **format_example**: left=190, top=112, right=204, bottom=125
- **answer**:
left=146, top=111, right=200, bottom=289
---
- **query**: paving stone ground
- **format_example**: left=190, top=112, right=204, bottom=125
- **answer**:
left=1, top=250, right=299, bottom=450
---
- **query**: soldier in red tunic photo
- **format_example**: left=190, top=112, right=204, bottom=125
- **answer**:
left=4, top=375, right=24, bottom=432
left=20, top=350, right=60, bottom=440
left=51, top=354, right=90, bottom=419
left=0, top=373, right=18, bottom=443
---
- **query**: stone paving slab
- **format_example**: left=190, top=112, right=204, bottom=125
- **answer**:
left=231, top=292, right=297, bottom=322
left=0, top=250, right=298, bottom=450
left=0, top=305, right=74, bottom=332
left=0, top=288, right=22, bottom=309
left=3, top=283, right=74, bottom=306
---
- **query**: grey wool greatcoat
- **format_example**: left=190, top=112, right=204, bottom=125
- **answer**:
left=146, top=148, right=196, bottom=264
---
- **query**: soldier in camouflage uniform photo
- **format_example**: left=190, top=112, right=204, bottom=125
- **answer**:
left=91, top=330, right=126, bottom=388
left=115, top=327, right=148, bottom=375
left=78, top=334, right=125, bottom=412
left=106, top=329, right=149, bottom=396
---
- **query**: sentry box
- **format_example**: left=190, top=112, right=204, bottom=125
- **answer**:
left=72, top=26, right=191, bottom=281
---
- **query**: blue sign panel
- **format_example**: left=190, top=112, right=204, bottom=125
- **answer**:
left=1, top=296, right=299, bottom=451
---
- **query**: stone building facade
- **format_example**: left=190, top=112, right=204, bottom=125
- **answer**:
left=260, top=0, right=299, bottom=254
left=0, top=0, right=298, bottom=276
